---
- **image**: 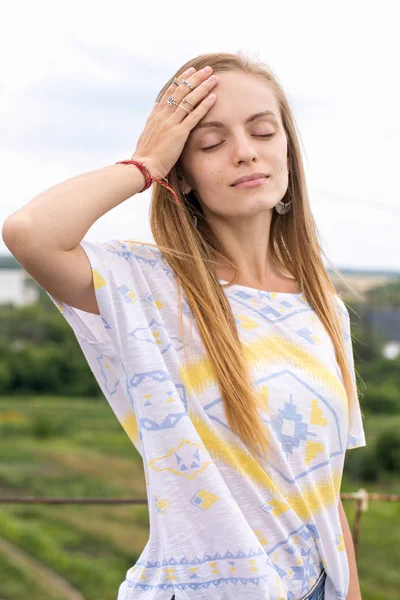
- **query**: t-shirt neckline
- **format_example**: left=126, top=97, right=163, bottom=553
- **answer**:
left=218, top=278, right=304, bottom=297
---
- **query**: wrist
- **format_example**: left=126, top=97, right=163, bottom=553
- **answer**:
left=130, top=155, right=164, bottom=181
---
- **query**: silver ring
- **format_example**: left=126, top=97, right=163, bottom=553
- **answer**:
left=182, top=98, right=194, bottom=107
left=166, top=95, right=179, bottom=106
left=182, top=79, right=193, bottom=89
left=172, top=78, right=179, bottom=86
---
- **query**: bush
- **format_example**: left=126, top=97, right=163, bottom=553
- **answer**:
left=363, top=355, right=400, bottom=387
left=362, top=381, right=400, bottom=414
left=0, top=359, right=12, bottom=393
left=345, top=426, right=400, bottom=482
left=344, top=445, right=381, bottom=482
left=375, top=427, right=400, bottom=472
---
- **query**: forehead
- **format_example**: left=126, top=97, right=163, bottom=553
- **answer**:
left=193, top=70, right=280, bottom=130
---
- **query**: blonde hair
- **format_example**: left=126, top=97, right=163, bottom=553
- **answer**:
left=134, top=50, right=364, bottom=459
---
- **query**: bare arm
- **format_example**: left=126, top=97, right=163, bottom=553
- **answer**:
left=338, top=499, right=362, bottom=600
left=1, top=159, right=155, bottom=315
left=2, top=160, right=152, bottom=252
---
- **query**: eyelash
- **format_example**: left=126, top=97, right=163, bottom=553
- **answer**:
left=202, top=133, right=274, bottom=151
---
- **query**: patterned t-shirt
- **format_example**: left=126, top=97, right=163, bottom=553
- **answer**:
left=46, top=239, right=366, bottom=600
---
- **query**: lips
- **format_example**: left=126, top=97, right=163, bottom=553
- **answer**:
left=231, top=173, right=268, bottom=186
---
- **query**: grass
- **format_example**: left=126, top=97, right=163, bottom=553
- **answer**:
left=340, top=473, right=400, bottom=599
left=0, top=547, right=63, bottom=600
left=0, top=395, right=399, bottom=599
left=0, top=395, right=147, bottom=600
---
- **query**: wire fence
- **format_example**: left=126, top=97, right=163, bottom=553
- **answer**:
left=1, top=488, right=399, bottom=563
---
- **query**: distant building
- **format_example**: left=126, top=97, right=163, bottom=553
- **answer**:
left=0, top=268, right=40, bottom=307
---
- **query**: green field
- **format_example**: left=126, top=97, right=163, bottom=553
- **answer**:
left=0, top=396, right=399, bottom=599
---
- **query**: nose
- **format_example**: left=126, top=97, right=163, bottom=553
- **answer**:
left=231, top=132, right=259, bottom=164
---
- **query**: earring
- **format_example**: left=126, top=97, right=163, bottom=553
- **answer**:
left=275, top=171, right=292, bottom=215
left=274, top=199, right=292, bottom=215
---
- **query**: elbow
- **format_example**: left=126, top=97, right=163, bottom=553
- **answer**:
left=2, top=215, right=35, bottom=255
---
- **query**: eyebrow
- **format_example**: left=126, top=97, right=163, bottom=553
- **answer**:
left=193, top=110, right=278, bottom=132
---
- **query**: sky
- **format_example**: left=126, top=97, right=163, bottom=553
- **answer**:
left=1, top=0, right=399, bottom=271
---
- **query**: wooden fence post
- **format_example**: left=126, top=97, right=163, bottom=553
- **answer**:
left=351, top=488, right=369, bottom=562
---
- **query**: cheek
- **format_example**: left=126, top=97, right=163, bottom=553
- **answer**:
left=189, top=157, right=223, bottom=190
left=271, top=140, right=289, bottom=172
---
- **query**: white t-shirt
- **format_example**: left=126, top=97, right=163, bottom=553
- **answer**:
left=46, top=239, right=366, bottom=600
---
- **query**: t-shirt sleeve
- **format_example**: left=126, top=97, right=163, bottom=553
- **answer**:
left=45, top=238, right=143, bottom=453
left=335, top=296, right=367, bottom=451
left=46, top=238, right=129, bottom=352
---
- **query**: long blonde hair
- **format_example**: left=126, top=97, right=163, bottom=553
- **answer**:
left=134, top=50, right=363, bottom=458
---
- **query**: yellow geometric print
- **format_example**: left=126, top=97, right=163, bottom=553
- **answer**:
left=193, top=489, right=220, bottom=510
left=148, top=439, right=213, bottom=480
left=248, top=558, right=259, bottom=572
left=310, top=399, right=328, bottom=427
left=253, top=528, right=268, bottom=545
left=154, top=496, right=172, bottom=514
left=209, top=561, right=220, bottom=575
left=235, top=314, right=260, bottom=330
left=121, top=412, right=140, bottom=446
left=188, top=407, right=342, bottom=519
left=305, top=440, right=325, bottom=466
left=335, top=533, right=346, bottom=552
left=152, top=330, right=162, bottom=345
left=255, top=385, right=270, bottom=411
left=180, top=333, right=347, bottom=409
left=126, top=289, right=137, bottom=303
left=163, top=568, right=176, bottom=581
left=246, top=335, right=347, bottom=406
left=92, top=268, right=107, bottom=290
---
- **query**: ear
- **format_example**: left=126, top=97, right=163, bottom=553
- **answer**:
left=177, top=171, right=193, bottom=195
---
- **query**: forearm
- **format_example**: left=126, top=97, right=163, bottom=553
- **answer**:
left=339, top=500, right=362, bottom=600
left=2, top=159, right=149, bottom=253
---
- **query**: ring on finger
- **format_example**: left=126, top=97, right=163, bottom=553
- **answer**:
left=166, top=95, right=179, bottom=106
left=172, top=78, right=179, bottom=87
left=182, top=79, right=194, bottom=89
left=182, top=98, right=194, bottom=107
left=166, top=95, right=193, bottom=114
left=177, top=103, right=192, bottom=114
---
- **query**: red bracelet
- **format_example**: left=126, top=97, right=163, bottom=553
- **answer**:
left=115, top=159, right=180, bottom=204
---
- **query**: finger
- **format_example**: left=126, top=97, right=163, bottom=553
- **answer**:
left=171, top=73, right=218, bottom=124
left=158, top=67, right=196, bottom=106
left=161, top=67, right=215, bottom=123
left=182, top=92, right=217, bottom=129
left=171, top=67, right=214, bottom=109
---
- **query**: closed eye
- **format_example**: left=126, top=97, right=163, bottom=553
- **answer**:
left=202, top=133, right=274, bottom=151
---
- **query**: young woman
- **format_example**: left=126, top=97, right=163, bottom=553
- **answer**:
left=3, top=51, right=366, bottom=600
